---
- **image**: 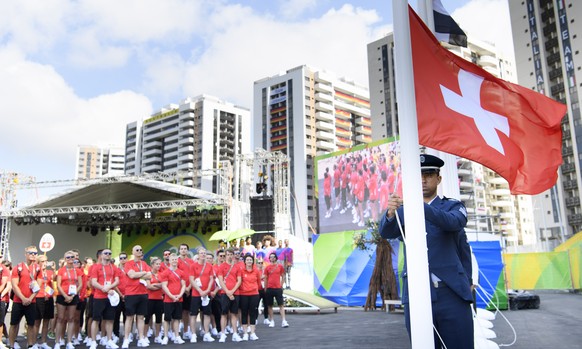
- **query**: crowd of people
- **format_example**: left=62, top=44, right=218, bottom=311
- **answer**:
left=320, top=142, right=402, bottom=230
left=0, top=235, right=293, bottom=349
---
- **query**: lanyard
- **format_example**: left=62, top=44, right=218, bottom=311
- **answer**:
left=170, top=268, right=181, bottom=281
left=102, top=263, right=113, bottom=282
left=65, top=267, right=77, bottom=282
left=135, top=261, right=143, bottom=272
left=198, top=262, right=207, bottom=278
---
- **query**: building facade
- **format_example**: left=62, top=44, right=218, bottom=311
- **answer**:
left=509, top=0, right=577, bottom=243
left=75, top=145, right=125, bottom=179
left=125, top=95, right=250, bottom=193
left=367, top=34, right=539, bottom=250
left=253, top=65, right=371, bottom=239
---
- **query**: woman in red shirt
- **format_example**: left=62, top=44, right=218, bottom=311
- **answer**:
left=55, top=251, right=82, bottom=349
left=160, top=254, right=186, bottom=345
left=238, top=254, right=261, bottom=341
left=34, top=255, right=55, bottom=349
left=145, top=257, right=164, bottom=344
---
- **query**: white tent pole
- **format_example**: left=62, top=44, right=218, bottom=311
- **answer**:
left=392, top=1, right=435, bottom=348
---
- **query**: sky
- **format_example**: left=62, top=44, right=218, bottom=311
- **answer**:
left=0, top=0, right=514, bottom=203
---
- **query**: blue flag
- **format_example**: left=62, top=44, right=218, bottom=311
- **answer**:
left=433, top=0, right=467, bottom=47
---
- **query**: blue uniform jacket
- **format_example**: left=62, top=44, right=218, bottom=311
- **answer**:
left=379, top=196, right=473, bottom=304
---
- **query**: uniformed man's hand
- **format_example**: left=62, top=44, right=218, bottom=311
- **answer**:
left=386, top=193, right=403, bottom=219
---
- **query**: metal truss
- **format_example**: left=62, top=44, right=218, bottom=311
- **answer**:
left=1, top=198, right=224, bottom=218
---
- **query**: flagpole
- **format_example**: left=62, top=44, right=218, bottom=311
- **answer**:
left=392, top=1, right=435, bottom=348
left=420, top=0, right=461, bottom=200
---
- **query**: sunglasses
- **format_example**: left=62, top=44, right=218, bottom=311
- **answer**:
left=103, top=252, right=112, bottom=255
left=27, top=251, right=38, bottom=255
left=73, top=261, right=80, bottom=264
left=257, top=262, right=263, bottom=265
left=218, top=255, right=225, bottom=257
left=135, top=249, right=142, bottom=252
left=65, top=256, right=74, bottom=259
left=119, top=256, right=127, bottom=260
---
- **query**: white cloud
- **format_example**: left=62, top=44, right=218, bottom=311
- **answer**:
left=0, top=47, right=152, bottom=179
left=278, top=0, right=318, bottom=19
left=452, top=0, right=514, bottom=59
left=173, top=4, right=383, bottom=106
left=68, top=29, right=131, bottom=68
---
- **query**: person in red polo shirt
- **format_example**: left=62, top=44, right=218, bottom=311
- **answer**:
left=145, top=257, right=164, bottom=344
left=55, top=250, right=82, bottom=349
left=239, top=254, right=261, bottom=341
left=216, top=248, right=242, bottom=343
left=188, top=248, right=214, bottom=343
left=113, top=252, right=128, bottom=340
left=122, top=245, right=151, bottom=349
left=176, top=244, right=193, bottom=340
left=159, top=254, right=186, bottom=345
left=264, top=253, right=288, bottom=328
left=34, top=255, right=55, bottom=349
left=89, top=248, right=119, bottom=349
left=9, top=246, right=40, bottom=349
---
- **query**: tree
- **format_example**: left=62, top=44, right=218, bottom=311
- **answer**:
left=354, top=221, right=399, bottom=311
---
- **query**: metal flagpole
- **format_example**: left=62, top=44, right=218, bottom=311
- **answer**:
left=392, top=1, right=435, bottom=348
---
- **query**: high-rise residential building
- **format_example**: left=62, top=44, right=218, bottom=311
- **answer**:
left=509, top=0, right=576, bottom=243
left=124, top=95, right=250, bottom=193
left=253, top=65, right=371, bottom=239
left=75, top=145, right=125, bottom=179
left=367, top=34, right=538, bottom=250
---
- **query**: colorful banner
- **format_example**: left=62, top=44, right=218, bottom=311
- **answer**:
left=504, top=251, right=573, bottom=290
left=312, top=231, right=505, bottom=309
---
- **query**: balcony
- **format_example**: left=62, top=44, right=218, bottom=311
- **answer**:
left=459, top=181, right=472, bottom=189
left=356, top=125, right=372, bottom=135
left=315, top=111, right=334, bottom=123
left=565, top=196, right=580, bottom=207
left=179, top=112, right=194, bottom=121
left=490, top=188, right=510, bottom=196
left=142, top=148, right=162, bottom=157
left=491, top=199, right=513, bottom=207
left=568, top=214, right=582, bottom=225
left=179, top=154, right=195, bottom=161
left=561, top=163, right=576, bottom=174
left=562, top=146, right=573, bottom=156
left=316, top=130, right=334, bottom=141
left=180, top=128, right=195, bottom=136
left=356, top=116, right=371, bottom=126
left=178, top=162, right=194, bottom=171
left=356, top=134, right=372, bottom=143
left=487, top=176, right=508, bottom=185
left=315, top=82, right=333, bottom=93
left=457, top=168, right=471, bottom=176
left=315, top=101, right=333, bottom=112
left=316, top=121, right=333, bottom=132
left=142, top=163, right=162, bottom=173
left=563, top=179, right=578, bottom=190
left=335, top=109, right=351, bottom=120
left=316, top=140, right=335, bottom=150
left=179, top=137, right=194, bottom=145
left=479, top=55, right=498, bottom=68
left=315, top=92, right=333, bottom=102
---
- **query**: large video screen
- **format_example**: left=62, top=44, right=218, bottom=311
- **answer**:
left=314, top=138, right=402, bottom=234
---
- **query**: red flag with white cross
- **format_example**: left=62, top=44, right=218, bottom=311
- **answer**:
left=409, top=7, right=566, bottom=195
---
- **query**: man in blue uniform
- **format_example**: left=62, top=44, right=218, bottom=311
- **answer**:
left=379, top=154, right=473, bottom=349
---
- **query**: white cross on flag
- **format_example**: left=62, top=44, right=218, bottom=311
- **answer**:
left=409, top=7, right=566, bottom=195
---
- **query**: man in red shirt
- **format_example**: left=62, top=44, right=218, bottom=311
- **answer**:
left=34, top=254, right=55, bottom=349
left=216, top=249, right=242, bottom=343
left=9, top=246, right=41, bottom=349
left=264, top=253, right=289, bottom=328
left=177, top=244, right=193, bottom=339
left=122, top=246, right=151, bottom=349
left=89, top=248, right=119, bottom=349
left=188, top=248, right=214, bottom=343
left=160, top=254, right=186, bottom=345
left=113, top=252, right=127, bottom=340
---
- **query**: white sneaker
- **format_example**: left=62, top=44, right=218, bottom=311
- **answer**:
left=83, top=338, right=90, bottom=345
left=268, top=320, right=275, bottom=328
left=136, top=339, right=149, bottom=347
left=242, top=333, right=248, bottom=341
left=84, top=339, right=93, bottom=347
left=167, top=332, right=175, bottom=341
left=100, top=338, right=108, bottom=346
left=237, top=326, right=243, bottom=334
left=146, top=329, right=152, bottom=338
left=172, top=337, right=184, bottom=345
left=231, top=333, right=242, bottom=342
left=225, top=326, right=233, bottom=334
left=182, top=331, right=191, bottom=340
left=95, top=334, right=102, bottom=342
left=202, top=333, right=214, bottom=343
left=247, top=327, right=251, bottom=333
left=121, top=339, right=130, bottom=349
left=40, top=343, right=52, bottom=349
left=58, top=340, right=65, bottom=346
left=73, top=339, right=81, bottom=346
left=66, top=343, right=75, bottom=349
left=218, top=333, right=226, bottom=343
left=106, top=340, right=118, bottom=349
left=153, top=337, right=162, bottom=344
left=282, top=320, right=289, bottom=328
left=88, top=343, right=97, bottom=349
left=263, top=319, right=270, bottom=325
left=189, top=335, right=196, bottom=344
left=210, top=328, right=218, bottom=337
left=160, top=337, right=168, bottom=346
left=250, top=333, right=259, bottom=341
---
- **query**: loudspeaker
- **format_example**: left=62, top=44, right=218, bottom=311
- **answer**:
left=250, top=197, right=274, bottom=232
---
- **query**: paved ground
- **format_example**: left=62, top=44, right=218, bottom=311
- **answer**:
left=7, top=290, right=581, bottom=348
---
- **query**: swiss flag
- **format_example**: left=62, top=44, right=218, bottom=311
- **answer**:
left=409, top=7, right=566, bottom=195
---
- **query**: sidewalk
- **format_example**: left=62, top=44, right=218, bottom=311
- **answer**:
left=6, top=290, right=581, bottom=348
